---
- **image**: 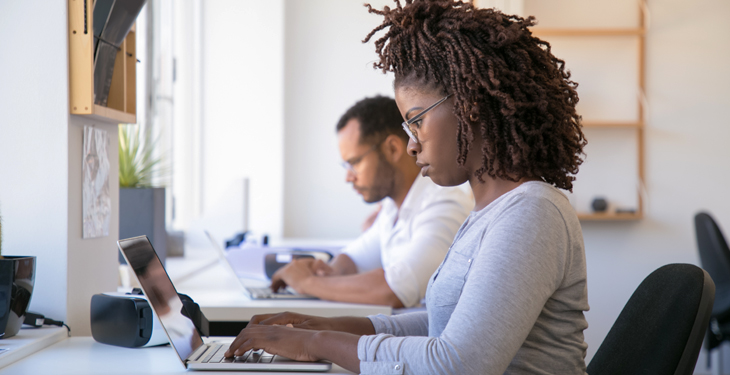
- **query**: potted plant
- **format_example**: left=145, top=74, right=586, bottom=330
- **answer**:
left=0, top=204, right=37, bottom=339
left=118, top=125, right=169, bottom=264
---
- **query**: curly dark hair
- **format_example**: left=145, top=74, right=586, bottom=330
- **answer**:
left=336, top=95, right=408, bottom=146
left=363, top=0, right=586, bottom=191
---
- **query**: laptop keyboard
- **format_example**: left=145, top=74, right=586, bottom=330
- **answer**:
left=247, top=286, right=295, bottom=298
left=201, top=344, right=274, bottom=364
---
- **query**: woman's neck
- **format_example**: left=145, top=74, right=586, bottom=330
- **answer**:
left=469, top=175, right=537, bottom=211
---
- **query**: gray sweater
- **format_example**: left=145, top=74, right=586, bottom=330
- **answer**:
left=357, top=181, right=589, bottom=375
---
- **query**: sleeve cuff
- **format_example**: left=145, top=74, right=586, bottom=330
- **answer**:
left=367, top=314, right=393, bottom=335
left=359, top=361, right=405, bottom=374
left=358, top=334, right=405, bottom=375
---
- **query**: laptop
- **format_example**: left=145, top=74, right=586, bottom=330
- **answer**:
left=204, top=231, right=320, bottom=300
left=117, top=235, right=332, bottom=372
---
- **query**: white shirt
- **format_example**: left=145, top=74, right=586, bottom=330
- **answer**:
left=343, top=174, right=473, bottom=307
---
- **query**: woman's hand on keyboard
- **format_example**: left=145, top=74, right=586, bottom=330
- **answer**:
left=247, top=312, right=332, bottom=331
left=224, top=324, right=319, bottom=361
left=224, top=323, right=362, bottom=373
left=247, top=312, right=376, bottom=336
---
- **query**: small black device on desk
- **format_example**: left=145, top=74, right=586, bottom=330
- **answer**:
left=90, top=289, right=209, bottom=348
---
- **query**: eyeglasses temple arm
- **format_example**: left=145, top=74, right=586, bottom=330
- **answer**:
left=405, top=94, right=452, bottom=125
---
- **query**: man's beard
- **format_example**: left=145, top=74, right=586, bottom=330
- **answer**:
left=356, top=152, right=396, bottom=203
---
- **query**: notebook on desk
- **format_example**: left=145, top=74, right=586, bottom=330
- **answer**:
left=204, top=231, right=320, bottom=300
left=117, top=236, right=331, bottom=372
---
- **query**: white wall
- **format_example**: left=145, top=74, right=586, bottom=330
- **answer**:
left=0, top=0, right=119, bottom=335
left=199, top=0, right=285, bottom=239
left=283, top=0, right=395, bottom=239
left=0, top=0, right=70, bottom=323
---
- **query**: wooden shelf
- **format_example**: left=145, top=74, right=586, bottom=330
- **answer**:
left=67, top=0, right=137, bottom=124
left=531, top=28, right=645, bottom=37
left=527, top=1, right=647, bottom=221
left=583, top=121, right=644, bottom=128
left=88, top=104, right=136, bottom=124
left=578, top=212, right=643, bottom=221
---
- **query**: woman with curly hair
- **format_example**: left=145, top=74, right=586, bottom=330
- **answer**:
left=225, top=1, right=588, bottom=374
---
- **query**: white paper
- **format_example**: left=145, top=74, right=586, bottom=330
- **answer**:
left=82, top=126, right=111, bottom=238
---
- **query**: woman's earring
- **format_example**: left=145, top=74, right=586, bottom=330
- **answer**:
left=469, top=103, right=479, bottom=122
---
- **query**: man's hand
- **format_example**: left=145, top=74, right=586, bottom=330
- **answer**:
left=311, top=259, right=335, bottom=276
left=269, top=258, right=316, bottom=293
left=269, top=254, right=404, bottom=308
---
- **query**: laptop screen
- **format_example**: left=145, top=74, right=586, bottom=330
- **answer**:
left=118, top=236, right=204, bottom=364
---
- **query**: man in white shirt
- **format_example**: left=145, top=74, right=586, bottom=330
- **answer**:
left=270, top=96, right=472, bottom=308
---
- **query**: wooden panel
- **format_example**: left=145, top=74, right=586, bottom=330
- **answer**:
left=68, top=0, right=136, bottom=123
left=583, top=121, right=643, bottom=128
left=91, top=104, right=136, bottom=124
left=68, top=0, right=94, bottom=114
left=125, top=31, right=137, bottom=117
left=531, top=28, right=645, bottom=37
left=578, top=212, right=643, bottom=221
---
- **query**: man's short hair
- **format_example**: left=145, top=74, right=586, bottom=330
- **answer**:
left=336, top=96, right=408, bottom=145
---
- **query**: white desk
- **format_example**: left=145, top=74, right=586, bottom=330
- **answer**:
left=164, top=244, right=392, bottom=323
left=0, top=326, right=67, bottom=370
left=0, top=336, right=354, bottom=374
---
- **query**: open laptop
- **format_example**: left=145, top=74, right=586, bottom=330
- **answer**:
left=117, top=235, right=331, bottom=372
left=204, top=231, right=320, bottom=300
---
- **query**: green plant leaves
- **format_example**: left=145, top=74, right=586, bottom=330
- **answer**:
left=118, top=125, right=168, bottom=188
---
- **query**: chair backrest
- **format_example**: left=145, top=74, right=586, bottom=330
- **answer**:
left=695, top=212, right=730, bottom=315
left=587, top=263, right=715, bottom=375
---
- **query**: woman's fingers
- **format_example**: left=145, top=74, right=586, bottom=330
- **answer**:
left=246, top=313, right=277, bottom=327
left=224, top=330, right=251, bottom=357
left=224, top=325, right=319, bottom=361
left=225, top=326, right=267, bottom=357
left=258, top=312, right=301, bottom=326
left=249, top=312, right=320, bottom=329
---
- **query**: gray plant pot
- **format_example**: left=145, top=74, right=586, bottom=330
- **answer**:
left=119, top=187, right=167, bottom=265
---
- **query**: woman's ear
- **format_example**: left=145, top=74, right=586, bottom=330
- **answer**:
left=382, top=134, right=407, bottom=163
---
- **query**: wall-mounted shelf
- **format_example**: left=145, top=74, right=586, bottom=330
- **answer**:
left=532, top=28, right=645, bottom=37
left=582, top=121, right=644, bottom=129
left=577, top=212, right=643, bottom=221
left=67, top=0, right=137, bottom=124
left=528, top=1, right=646, bottom=222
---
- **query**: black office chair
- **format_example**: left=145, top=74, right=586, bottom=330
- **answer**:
left=695, top=212, right=730, bottom=355
left=587, top=263, right=715, bottom=375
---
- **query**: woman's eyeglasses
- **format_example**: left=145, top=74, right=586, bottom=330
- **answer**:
left=401, top=94, right=452, bottom=144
